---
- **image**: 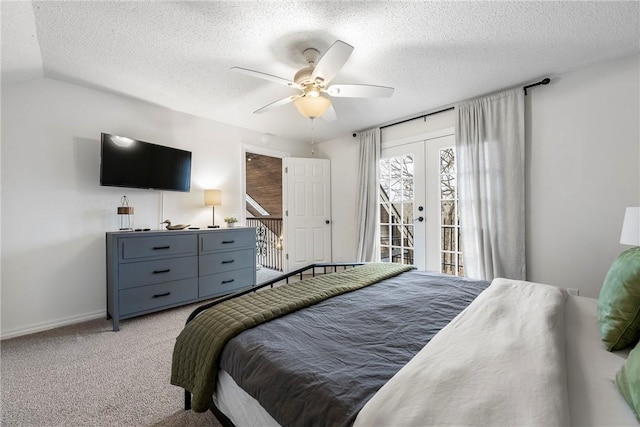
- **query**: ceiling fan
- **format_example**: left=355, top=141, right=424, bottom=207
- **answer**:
left=231, top=40, right=394, bottom=121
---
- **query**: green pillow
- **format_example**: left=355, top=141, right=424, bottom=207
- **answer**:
left=597, top=247, right=640, bottom=351
left=616, top=344, right=640, bottom=422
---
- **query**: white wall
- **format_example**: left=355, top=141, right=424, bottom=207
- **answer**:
left=317, top=135, right=359, bottom=262
left=1, top=77, right=309, bottom=338
left=323, top=53, right=639, bottom=298
left=526, top=53, right=639, bottom=297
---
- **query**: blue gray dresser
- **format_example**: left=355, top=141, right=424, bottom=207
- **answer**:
left=106, top=227, right=256, bottom=331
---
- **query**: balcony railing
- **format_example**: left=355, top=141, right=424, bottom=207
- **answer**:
left=246, top=218, right=283, bottom=272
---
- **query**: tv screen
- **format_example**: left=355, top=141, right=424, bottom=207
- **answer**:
left=100, top=133, right=192, bottom=192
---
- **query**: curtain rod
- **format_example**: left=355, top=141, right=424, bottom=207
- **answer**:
left=378, top=106, right=454, bottom=130
left=355, top=77, right=551, bottom=136
left=523, top=77, right=551, bottom=95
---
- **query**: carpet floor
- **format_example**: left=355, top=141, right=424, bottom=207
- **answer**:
left=1, top=302, right=221, bottom=427
left=1, top=268, right=283, bottom=427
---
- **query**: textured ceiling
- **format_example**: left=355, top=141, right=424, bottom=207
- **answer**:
left=3, top=1, right=639, bottom=142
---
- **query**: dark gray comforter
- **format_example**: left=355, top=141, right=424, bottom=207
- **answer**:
left=219, top=270, right=489, bottom=427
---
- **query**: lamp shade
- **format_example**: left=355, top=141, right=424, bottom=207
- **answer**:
left=294, top=96, right=331, bottom=119
left=204, top=189, right=222, bottom=206
left=620, top=207, right=640, bottom=246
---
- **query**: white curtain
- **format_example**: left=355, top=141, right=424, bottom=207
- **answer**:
left=456, top=89, right=525, bottom=280
left=355, top=128, right=380, bottom=262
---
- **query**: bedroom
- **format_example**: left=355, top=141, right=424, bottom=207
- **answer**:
left=1, top=1, right=639, bottom=426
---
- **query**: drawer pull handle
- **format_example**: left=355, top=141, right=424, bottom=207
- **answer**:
left=222, top=260, right=235, bottom=264
left=222, top=279, right=235, bottom=284
left=153, top=269, right=171, bottom=274
left=153, top=292, right=171, bottom=298
left=222, top=240, right=235, bottom=244
left=153, top=246, right=171, bottom=250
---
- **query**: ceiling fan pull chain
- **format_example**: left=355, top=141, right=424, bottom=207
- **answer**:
left=310, top=118, right=315, bottom=155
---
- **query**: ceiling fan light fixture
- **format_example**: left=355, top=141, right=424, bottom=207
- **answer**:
left=294, top=95, right=331, bottom=119
left=306, top=86, right=320, bottom=97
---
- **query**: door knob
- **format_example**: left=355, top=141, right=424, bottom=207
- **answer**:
left=415, top=216, right=424, bottom=222
left=325, top=220, right=330, bottom=224
left=418, top=206, right=424, bottom=212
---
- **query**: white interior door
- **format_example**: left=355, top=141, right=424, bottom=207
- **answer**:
left=283, top=157, right=332, bottom=272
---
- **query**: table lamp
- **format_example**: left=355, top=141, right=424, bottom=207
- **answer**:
left=204, top=189, right=222, bottom=228
left=620, top=207, right=640, bottom=246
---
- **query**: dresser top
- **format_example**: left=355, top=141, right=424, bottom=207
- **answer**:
left=106, top=226, right=254, bottom=237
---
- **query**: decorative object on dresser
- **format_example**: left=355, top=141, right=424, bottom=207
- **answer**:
left=162, top=220, right=190, bottom=230
left=117, top=195, right=134, bottom=230
left=105, top=227, right=256, bottom=331
left=204, top=189, right=222, bottom=228
left=224, top=217, right=238, bottom=228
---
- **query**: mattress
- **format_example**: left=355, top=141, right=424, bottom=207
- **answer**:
left=213, top=288, right=637, bottom=426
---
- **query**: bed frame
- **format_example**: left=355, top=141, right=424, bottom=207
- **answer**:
left=181, top=262, right=364, bottom=422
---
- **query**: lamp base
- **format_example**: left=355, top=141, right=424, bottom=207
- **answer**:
left=207, top=225, right=220, bottom=229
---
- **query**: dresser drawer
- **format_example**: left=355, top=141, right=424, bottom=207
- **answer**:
left=199, top=268, right=255, bottom=299
left=118, top=256, right=197, bottom=289
left=200, top=229, right=255, bottom=253
left=199, top=248, right=254, bottom=276
left=119, top=278, right=198, bottom=316
left=120, top=234, right=197, bottom=261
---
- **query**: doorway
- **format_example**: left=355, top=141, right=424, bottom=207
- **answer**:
left=242, top=146, right=332, bottom=274
left=244, top=151, right=284, bottom=272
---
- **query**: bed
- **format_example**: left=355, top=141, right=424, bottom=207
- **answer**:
left=170, top=262, right=639, bottom=426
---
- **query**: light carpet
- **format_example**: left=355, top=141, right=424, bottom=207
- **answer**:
left=1, top=268, right=284, bottom=427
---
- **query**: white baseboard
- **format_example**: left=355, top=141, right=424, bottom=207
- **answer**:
left=1, top=310, right=106, bottom=340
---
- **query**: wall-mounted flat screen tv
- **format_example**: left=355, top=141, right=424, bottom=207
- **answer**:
left=100, top=133, right=192, bottom=192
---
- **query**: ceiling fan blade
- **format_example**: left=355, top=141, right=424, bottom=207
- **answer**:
left=322, top=104, right=337, bottom=122
left=311, top=40, right=354, bottom=84
left=231, top=67, right=303, bottom=90
left=254, top=94, right=300, bottom=114
left=325, top=84, right=394, bottom=98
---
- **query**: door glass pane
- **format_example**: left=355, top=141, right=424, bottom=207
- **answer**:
left=380, top=204, right=390, bottom=223
left=441, top=200, right=454, bottom=225
left=403, top=225, right=414, bottom=246
left=380, top=225, right=389, bottom=245
left=391, top=225, right=401, bottom=245
left=392, top=203, right=402, bottom=223
left=441, top=227, right=454, bottom=252
left=404, top=249, right=414, bottom=266
left=440, top=148, right=455, bottom=174
left=380, top=246, right=389, bottom=262
left=403, top=202, right=414, bottom=223
left=440, top=174, right=455, bottom=199
left=441, top=252, right=452, bottom=275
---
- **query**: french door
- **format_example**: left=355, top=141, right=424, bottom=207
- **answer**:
left=379, top=141, right=426, bottom=269
left=380, top=130, right=461, bottom=274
